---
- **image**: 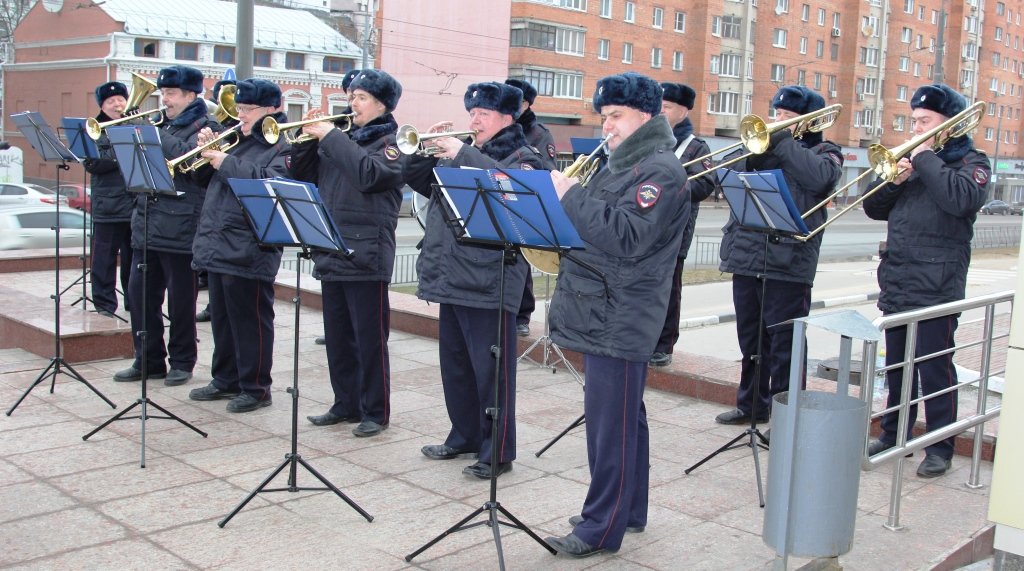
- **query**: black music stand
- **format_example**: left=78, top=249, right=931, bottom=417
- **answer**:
left=406, top=167, right=588, bottom=569
left=217, top=177, right=372, bottom=527
left=5, top=112, right=116, bottom=416
left=83, top=125, right=207, bottom=468
left=684, top=168, right=810, bottom=507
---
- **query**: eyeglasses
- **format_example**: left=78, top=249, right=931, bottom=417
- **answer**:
left=236, top=105, right=264, bottom=115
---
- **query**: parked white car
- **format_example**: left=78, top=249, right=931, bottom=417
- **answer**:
left=0, top=183, right=69, bottom=208
left=0, top=206, right=90, bottom=250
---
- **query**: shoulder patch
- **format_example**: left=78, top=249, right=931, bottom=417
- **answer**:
left=701, top=158, right=713, bottom=171
left=973, top=167, right=990, bottom=186
left=384, top=144, right=401, bottom=161
left=521, top=163, right=534, bottom=170
left=827, top=152, right=843, bottom=166
left=636, top=182, right=662, bottom=209
left=547, top=143, right=556, bottom=159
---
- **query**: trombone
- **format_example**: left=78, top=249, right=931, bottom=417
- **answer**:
left=86, top=72, right=166, bottom=140
left=794, top=101, right=986, bottom=242
left=685, top=104, right=843, bottom=180
left=262, top=113, right=353, bottom=145
left=166, top=124, right=243, bottom=177
left=396, top=124, right=477, bottom=156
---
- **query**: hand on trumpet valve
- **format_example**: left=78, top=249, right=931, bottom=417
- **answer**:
left=892, top=157, right=914, bottom=185
left=550, top=170, right=578, bottom=200
left=427, top=121, right=454, bottom=134
left=201, top=147, right=228, bottom=170
left=196, top=127, right=217, bottom=147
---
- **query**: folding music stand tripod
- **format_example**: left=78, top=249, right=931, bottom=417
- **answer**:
left=5, top=112, right=116, bottom=416
left=218, top=177, right=372, bottom=527
left=83, top=125, right=207, bottom=467
left=406, top=166, right=587, bottom=569
left=683, top=169, right=811, bottom=507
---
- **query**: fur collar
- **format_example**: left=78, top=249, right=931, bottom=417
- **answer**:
left=517, top=108, right=538, bottom=131
left=672, top=117, right=693, bottom=144
left=350, top=113, right=398, bottom=144
left=608, top=115, right=675, bottom=174
left=168, top=98, right=209, bottom=127
left=479, top=123, right=528, bottom=161
left=937, top=135, right=973, bottom=163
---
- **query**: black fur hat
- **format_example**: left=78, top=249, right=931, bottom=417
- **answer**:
left=504, top=79, right=537, bottom=105
left=235, top=78, right=282, bottom=108
left=157, top=66, right=204, bottom=94
left=464, top=82, right=523, bottom=117
left=593, top=72, right=663, bottom=115
left=212, top=79, right=236, bottom=101
left=342, top=69, right=362, bottom=92
left=95, top=81, right=129, bottom=106
left=772, top=85, right=826, bottom=115
left=349, top=70, right=402, bottom=112
left=661, top=82, right=696, bottom=109
left=911, top=84, right=967, bottom=118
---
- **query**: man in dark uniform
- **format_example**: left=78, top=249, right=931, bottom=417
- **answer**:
left=715, top=85, right=844, bottom=426
left=544, top=72, right=689, bottom=558
left=83, top=80, right=134, bottom=318
left=650, top=82, right=716, bottom=367
left=864, top=84, right=989, bottom=478
left=113, top=65, right=220, bottom=387
left=405, top=81, right=544, bottom=479
left=187, top=79, right=290, bottom=413
left=505, top=78, right=556, bottom=337
left=289, top=70, right=404, bottom=436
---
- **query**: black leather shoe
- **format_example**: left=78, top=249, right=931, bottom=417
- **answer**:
left=164, top=369, right=192, bottom=386
left=195, top=308, right=211, bottom=322
left=715, top=409, right=768, bottom=425
left=867, top=438, right=912, bottom=457
left=97, top=309, right=116, bottom=318
left=113, top=367, right=165, bottom=383
left=516, top=323, right=530, bottom=337
left=188, top=382, right=241, bottom=401
left=463, top=461, right=512, bottom=479
left=421, top=444, right=477, bottom=460
left=917, top=454, right=952, bottom=478
left=568, top=515, right=644, bottom=533
left=314, top=336, right=326, bottom=345
left=545, top=533, right=606, bottom=558
left=226, top=393, right=272, bottom=413
left=307, top=411, right=358, bottom=426
left=649, top=352, right=672, bottom=367
left=352, top=420, right=387, bottom=437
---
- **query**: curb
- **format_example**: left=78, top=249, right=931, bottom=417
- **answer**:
left=679, top=291, right=880, bottom=329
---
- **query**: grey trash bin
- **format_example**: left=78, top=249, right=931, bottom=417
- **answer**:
left=763, top=390, right=867, bottom=558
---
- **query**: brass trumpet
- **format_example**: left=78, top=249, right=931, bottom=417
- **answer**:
left=166, top=124, right=243, bottom=177
left=396, top=124, right=477, bottom=156
left=263, top=113, right=353, bottom=145
left=793, top=101, right=986, bottom=242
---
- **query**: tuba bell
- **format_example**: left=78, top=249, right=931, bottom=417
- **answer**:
left=86, top=72, right=164, bottom=140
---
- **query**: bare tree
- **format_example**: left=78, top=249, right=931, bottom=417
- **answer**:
left=1, top=0, right=35, bottom=48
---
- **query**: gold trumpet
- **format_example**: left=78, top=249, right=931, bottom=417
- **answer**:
left=522, top=134, right=613, bottom=275
left=263, top=113, right=353, bottom=145
left=86, top=72, right=164, bottom=140
left=793, top=101, right=986, bottom=242
left=166, top=124, right=243, bottom=177
left=686, top=104, right=843, bottom=180
left=396, top=124, right=477, bottom=156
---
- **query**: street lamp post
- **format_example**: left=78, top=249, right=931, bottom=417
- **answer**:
left=994, top=101, right=1003, bottom=200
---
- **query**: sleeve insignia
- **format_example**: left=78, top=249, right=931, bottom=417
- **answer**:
left=521, top=163, right=534, bottom=170
left=973, top=167, right=990, bottom=186
left=702, top=159, right=713, bottom=171
left=547, top=143, right=557, bottom=159
left=636, top=182, right=662, bottom=208
left=384, top=144, right=401, bottom=161
left=285, top=156, right=292, bottom=170
left=827, top=152, right=843, bottom=166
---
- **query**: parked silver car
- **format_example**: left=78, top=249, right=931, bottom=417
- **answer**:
left=0, top=183, right=69, bottom=208
left=0, top=206, right=90, bottom=250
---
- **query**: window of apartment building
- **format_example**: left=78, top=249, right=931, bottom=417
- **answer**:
left=927, top=63, right=934, bottom=79
left=833, top=12, right=841, bottom=28
left=776, top=0, right=789, bottom=13
left=992, top=51, right=1001, bottom=66
left=651, top=47, right=662, bottom=67
left=322, top=57, right=351, bottom=73
left=997, top=1, right=1005, bottom=15
left=773, top=29, right=787, bottom=48
left=915, top=34, right=922, bottom=49
left=286, top=103, right=305, bottom=122
left=931, top=9, right=938, bottom=24
left=816, top=40, right=824, bottom=58
left=674, top=11, right=686, bottom=32
left=893, top=115, right=906, bottom=131
left=744, top=93, right=753, bottom=115
left=828, top=75, right=837, bottom=93
left=903, top=0, right=913, bottom=13
left=799, top=37, right=807, bottom=54
left=862, top=15, right=879, bottom=36
left=801, top=4, right=809, bottom=20
left=896, top=85, right=908, bottom=100
left=553, top=72, right=583, bottom=98
left=861, top=77, right=877, bottom=94
left=653, top=7, right=663, bottom=28
left=175, top=42, right=198, bottom=61
left=254, top=49, right=272, bottom=67
left=813, top=72, right=822, bottom=89
left=860, top=47, right=879, bottom=66
left=560, top=0, right=587, bottom=10
left=918, top=6, right=925, bottom=19
left=624, top=1, right=635, bottom=22
left=796, top=70, right=806, bottom=85
left=929, top=37, right=935, bottom=52
left=991, top=77, right=1000, bottom=92
left=600, top=0, right=611, bottom=17
left=988, top=102, right=997, bottom=116
left=747, top=57, right=754, bottom=78
left=901, top=27, right=911, bottom=43
left=135, top=39, right=158, bottom=58
left=673, top=51, right=683, bottom=70
left=520, top=70, right=552, bottom=96
left=708, top=91, right=739, bottom=114
left=985, top=127, right=994, bottom=141
left=721, top=15, right=742, bottom=38
left=511, top=22, right=556, bottom=50
left=285, top=52, right=305, bottom=70
left=857, top=108, right=874, bottom=128
left=817, top=8, right=825, bottom=25
left=831, top=43, right=839, bottom=61
left=597, top=39, right=610, bottom=60
left=556, top=28, right=585, bottom=55
left=965, top=16, right=978, bottom=34
left=913, top=61, right=920, bottom=76
left=622, top=42, right=633, bottom=63
left=995, top=27, right=1004, bottom=41
left=710, top=55, right=719, bottom=75
left=960, top=69, right=974, bottom=87
left=964, top=42, right=977, bottom=60
left=719, top=53, right=741, bottom=77
left=771, top=64, right=785, bottom=82
left=899, top=56, right=910, bottom=71
left=213, top=45, right=235, bottom=64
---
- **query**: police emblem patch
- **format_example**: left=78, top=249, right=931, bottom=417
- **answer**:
left=636, top=183, right=662, bottom=208
left=547, top=143, right=556, bottom=158
left=973, top=167, right=990, bottom=186
left=384, top=145, right=400, bottom=160
left=701, top=159, right=713, bottom=171
left=521, top=163, right=534, bottom=170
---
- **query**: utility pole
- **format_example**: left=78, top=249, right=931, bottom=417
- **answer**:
left=236, top=0, right=254, bottom=80
left=935, top=8, right=946, bottom=85
left=361, top=1, right=373, bottom=69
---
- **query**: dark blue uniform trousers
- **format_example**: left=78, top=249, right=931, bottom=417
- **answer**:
left=90, top=221, right=133, bottom=314
left=516, top=274, right=535, bottom=326
left=732, top=274, right=811, bottom=416
left=321, top=280, right=391, bottom=425
left=438, top=303, right=517, bottom=465
left=878, top=315, right=959, bottom=459
left=207, top=272, right=274, bottom=401
left=127, top=249, right=197, bottom=375
left=574, top=355, right=649, bottom=552
left=655, top=256, right=686, bottom=354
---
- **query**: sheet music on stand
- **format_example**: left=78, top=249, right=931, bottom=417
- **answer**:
left=431, top=166, right=585, bottom=252
left=227, top=177, right=350, bottom=254
left=61, top=118, right=99, bottom=161
left=106, top=125, right=177, bottom=196
left=718, top=168, right=810, bottom=237
left=9, top=112, right=79, bottom=163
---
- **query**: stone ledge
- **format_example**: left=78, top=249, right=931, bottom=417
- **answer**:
left=0, top=247, right=89, bottom=273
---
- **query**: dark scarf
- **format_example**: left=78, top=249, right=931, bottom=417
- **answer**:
left=517, top=108, right=539, bottom=131
left=478, top=123, right=528, bottom=161
left=672, top=117, right=694, bottom=146
left=167, top=97, right=209, bottom=128
left=96, top=110, right=115, bottom=122
left=608, top=115, right=676, bottom=174
left=350, top=113, right=398, bottom=144
left=936, top=135, right=973, bottom=163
